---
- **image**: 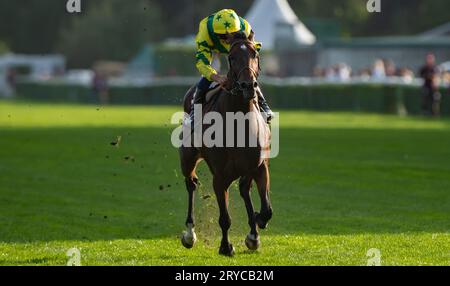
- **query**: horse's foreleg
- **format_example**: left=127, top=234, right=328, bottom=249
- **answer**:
left=181, top=175, right=198, bottom=249
left=254, top=162, right=273, bottom=229
left=239, top=176, right=260, bottom=250
left=180, top=147, right=200, bottom=249
left=213, top=176, right=234, bottom=256
left=185, top=175, right=198, bottom=226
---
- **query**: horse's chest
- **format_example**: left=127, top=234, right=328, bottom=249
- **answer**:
left=228, top=149, right=262, bottom=174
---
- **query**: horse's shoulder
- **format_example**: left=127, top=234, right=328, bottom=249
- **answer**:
left=204, top=86, right=227, bottom=114
left=205, top=85, right=222, bottom=103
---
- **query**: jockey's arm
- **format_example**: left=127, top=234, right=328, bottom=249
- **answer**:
left=195, top=47, right=217, bottom=82
left=195, top=19, right=217, bottom=81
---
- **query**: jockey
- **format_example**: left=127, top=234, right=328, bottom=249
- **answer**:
left=189, top=9, right=274, bottom=125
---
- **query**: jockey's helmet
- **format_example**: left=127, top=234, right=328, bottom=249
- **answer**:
left=212, top=9, right=241, bottom=35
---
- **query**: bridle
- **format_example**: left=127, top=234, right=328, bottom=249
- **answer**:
left=225, top=40, right=261, bottom=96
left=232, top=67, right=259, bottom=95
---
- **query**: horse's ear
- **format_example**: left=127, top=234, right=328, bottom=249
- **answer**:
left=248, top=30, right=255, bottom=42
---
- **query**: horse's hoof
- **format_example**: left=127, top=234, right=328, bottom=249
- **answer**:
left=245, top=234, right=260, bottom=251
left=219, top=243, right=235, bottom=257
left=255, top=212, right=268, bottom=229
left=181, top=231, right=197, bottom=249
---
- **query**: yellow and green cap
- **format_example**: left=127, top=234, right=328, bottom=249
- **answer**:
left=212, top=9, right=241, bottom=34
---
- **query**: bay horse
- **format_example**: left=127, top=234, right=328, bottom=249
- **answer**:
left=179, top=33, right=273, bottom=256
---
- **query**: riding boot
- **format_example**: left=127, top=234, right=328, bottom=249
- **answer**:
left=256, top=88, right=274, bottom=123
left=189, top=87, right=207, bottom=130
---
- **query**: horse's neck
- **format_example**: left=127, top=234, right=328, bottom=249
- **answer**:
left=215, top=91, right=269, bottom=156
left=220, top=93, right=263, bottom=135
left=220, top=92, right=253, bottom=114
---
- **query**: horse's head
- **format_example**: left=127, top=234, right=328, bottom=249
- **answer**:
left=227, top=32, right=260, bottom=102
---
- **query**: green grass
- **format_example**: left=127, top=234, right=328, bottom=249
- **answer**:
left=0, top=100, right=449, bottom=266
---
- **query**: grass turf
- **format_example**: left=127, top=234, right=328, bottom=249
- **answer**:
left=0, top=100, right=449, bottom=265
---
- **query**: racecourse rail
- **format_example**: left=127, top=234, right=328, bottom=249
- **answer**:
left=13, top=76, right=450, bottom=116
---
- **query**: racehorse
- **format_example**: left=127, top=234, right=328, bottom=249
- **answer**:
left=179, top=33, right=273, bottom=256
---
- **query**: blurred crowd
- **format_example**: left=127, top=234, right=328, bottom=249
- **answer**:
left=312, top=54, right=449, bottom=117
left=313, top=57, right=450, bottom=85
